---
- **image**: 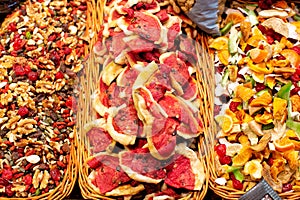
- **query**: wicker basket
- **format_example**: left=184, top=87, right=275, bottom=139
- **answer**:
left=203, top=0, right=300, bottom=199
left=77, top=0, right=211, bottom=199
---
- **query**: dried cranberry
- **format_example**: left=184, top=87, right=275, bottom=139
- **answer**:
left=13, top=38, right=25, bottom=51
left=50, top=51, right=61, bottom=65
left=55, top=71, right=64, bottom=80
left=28, top=71, right=38, bottom=81
left=63, top=47, right=72, bottom=55
left=23, top=174, right=33, bottom=185
left=8, top=22, right=17, bottom=32
left=229, top=101, right=241, bottom=112
left=48, top=33, right=57, bottom=42
left=2, top=169, right=13, bottom=180
left=214, top=144, right=226, bottom=157
left=65, top=96, right=77, bottom=111
left=219, top=155, right=232, bottom=165
left=291, top=87, right=300, bottom=96
left=5, top=184, right=14, bottom=197
left=291, top=74, right=300, bottom=83
left=258, top=0, right=273, bottom=9
left=155, top=10, right=169, bottom=23
left=0, top=177, right=9, bottom=186
left=50, top=168, right=61, bottom=181
left=275, top=55, right=286, bottom=60
left=282, top=183, right=293, bottom=192
left=267, top=157, right=274, bottom=166
left=257, top=24, right=267, bottom=34
left=122, top=8, right=134, bottom=18
left=232, top=179, right=243, bottom=190
left=292, top=46, right=300, bottom=55
left=24, top=65, right=32, bottom=74
left=18, top=106, right=29, bottom=117
left=255, top=83, right=266, bottom=92
left=13, top=64, right=26, bottom=76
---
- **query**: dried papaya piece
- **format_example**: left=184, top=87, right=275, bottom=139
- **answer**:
left=250, top=92, right=272, bottom=107
left=235, top=85, right=255, bottom=102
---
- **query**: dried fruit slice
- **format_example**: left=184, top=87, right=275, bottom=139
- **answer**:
left=87, top=153, right=131, bottom=194
left=225, top=10, right=245, bottom=25
left=274, top=137, right=295, bottom=152
left=232, top=147, right=252, bottom=167
left=244, top=159, right=263, bottom=179
left=119, top=148, right=167, bottom=184
left=280, top=49, right=300, bottom=67
left=215, top=115, right=233, bottom=133
left=85, top=119, right=115, bottom=154
left=165, top=144, right=205, bottom=190
left=106, top=104, right=140, bottom=146
left=249, top=48, right=269, bottom=63
left=209, top=36, right=229, bottom=50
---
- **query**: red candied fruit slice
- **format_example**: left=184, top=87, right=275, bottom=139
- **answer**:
left=50, top=168, right=61, bottom=181
left=255, top=83, right=266, bottom=92
left=18, top=106, right=29, bottom=117
left=23, top=174, right=33, bottom=185
left=28, top=71, right=38, bottom=81
left=282, top=183, right=293, bottom=192
left=2, top=169, right=13, bottom=180
left=55, top=71, right=64, bottom=80
left=229, top=101, right=241, bottom=112
left=65, top=96, right=77, bottom=111
left=214, top=144, right=226, bottom=157
left=155, top=10, right=169, bottom=22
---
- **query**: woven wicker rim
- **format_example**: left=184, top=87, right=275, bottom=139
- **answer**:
left=77, top=0, right=211, bottom=199
left=204, top=0, right=300, bottom=199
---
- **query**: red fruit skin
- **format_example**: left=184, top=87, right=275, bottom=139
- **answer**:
left=28, top=71, right=38, bottom=81
left=55, top=71, right=64, bottom=80
left=50, top=168, right=61, bottom=181
left=2, top=169, right=13, bottom=180
left=18, top=107, right=29, bottom=117
left=219, top=155, right=232, bottom=165
left=229, top=101, right=241, bottom=112
left=214, top=144, right=226, bottom=157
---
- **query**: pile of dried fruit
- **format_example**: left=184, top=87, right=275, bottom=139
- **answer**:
left=210, top=0, right=300, bottom=193
left=0, top=0, right=88, bottom=198
left=84, top=0, right=206, bottom=198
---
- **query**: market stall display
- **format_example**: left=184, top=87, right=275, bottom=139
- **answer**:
left=0, top=0, right=92, bottom=199
left=77, top=0, right=210, bottom=199
left=206, top=0, right=300, bottom=199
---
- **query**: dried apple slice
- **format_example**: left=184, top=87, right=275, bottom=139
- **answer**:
left=119, top=148, right=167, bottom=184
left=165, top=144, right=205, bottom=190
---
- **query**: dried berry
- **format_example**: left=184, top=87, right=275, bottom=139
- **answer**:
left=55, top=71, right=64, bottom=80
left=28, top=71, right=38, bottom=81
left=18, top=107, right=29, bottom=117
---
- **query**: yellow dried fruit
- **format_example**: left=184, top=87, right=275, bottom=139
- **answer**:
left=247, top=35, right=266, bottom=47
left=244, top=159, right=263, bottom=179
left=238, top=135, right=250, bottom=146
left=249, top=48, right=268, bottom=63
left=250, top=92, right=272, bottom=107
left=209, top=36, right=228, bottom=50
left=217, top=50, right=230, bottom=65
left=215, top=115, right=234, bottom=133
left=273, top=97, right=287, bottom=120
left=252, top=72, right=265, bottom=83
left=235, top=85, right=255, bottom=102
left=274, top=137, right=295, bottom=152
left=232, top=147, right=252, bottom=167
left=283, top=151, right=299, bottom=170
left=280, top=49, right=300, bottom=67
left=265, top=76, right=276, bottom=89
left=228, top=65, right=238, bottom=82
left=225, top=11, right=245, bottom=25
left=254, top=111, right=273, bottom=125
left=270, top=158, right=286, bottom=180
left=291, top=95, right=300, bottom=112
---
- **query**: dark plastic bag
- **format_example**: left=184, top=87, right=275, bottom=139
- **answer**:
left=0, top=0, right=20, bottom=14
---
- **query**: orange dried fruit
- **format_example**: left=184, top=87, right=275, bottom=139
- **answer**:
left=209, top=36, right=229, bottom=50
left=225, top=10, right=245, bottom=25
left=273, top=1, right=288, bottom=9
left=247, top=35, right=266, bottom=47
left=280, top=49, right=300, bottom=67
left=252, top=72, right=265, bottom=83
left=249, top=48, right=268, bottom=63
left=235, top=85, right=255, bottom=102
left=232, top=147, right=252, bottom=167
left=283, top=150, right=299, bottom=170
left=254, top=111, right=273, bottom=125
left=244, top=159, right=263, bottom=179
left=217, top=50, right=230, bottom=65
left=273, top=97, right=287, bottom=120
left=270, top=158, right=285, bottom=180
left=215, top=115, right=233, bottom=133
left=238, top=135, right=250, bottom=146
left=274, top=137, right=295, bottom=152
left=265, top=76, right=276, bottom=89
left=249, top=92, right=272, bottom=107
